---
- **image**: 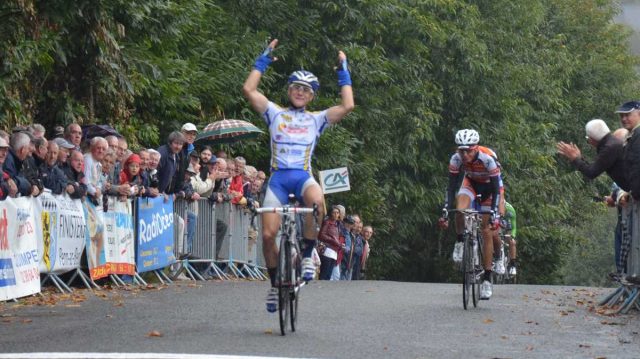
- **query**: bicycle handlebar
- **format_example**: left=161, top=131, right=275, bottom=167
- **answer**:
left=442, top=208, right=495, bottom=219
left=254, top=207, right=315, bottom=214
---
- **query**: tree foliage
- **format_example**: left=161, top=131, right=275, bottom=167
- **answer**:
left=1, top=0, right=638, bottom=284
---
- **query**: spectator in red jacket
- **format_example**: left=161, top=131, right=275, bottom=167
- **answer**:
left=318, top=206, right=342, bottom=280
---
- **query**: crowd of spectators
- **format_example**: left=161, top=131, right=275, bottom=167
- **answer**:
left=556, top=101, right=640, bottom=282
left=317, top=205, right=373, bottom=280
left=0, top=122, right=374, bottom=280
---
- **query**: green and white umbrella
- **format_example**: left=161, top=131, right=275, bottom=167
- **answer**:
left=195, top=119, right=263, bottom=145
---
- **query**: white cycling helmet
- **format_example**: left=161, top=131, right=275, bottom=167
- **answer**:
left=455, top=129, right=480, bottom=148
left=288, top=70, right=320, bottom=92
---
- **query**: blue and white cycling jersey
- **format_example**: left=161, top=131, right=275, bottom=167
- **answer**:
left=263, top=101, right=330, bottom=172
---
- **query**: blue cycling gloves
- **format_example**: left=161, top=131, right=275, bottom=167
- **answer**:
left=337, top=58, right=352, bottom=87
left=253, top=46, right=274, bottom=74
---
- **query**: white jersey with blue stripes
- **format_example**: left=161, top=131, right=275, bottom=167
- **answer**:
left=263, top=101, right=330, bottom=171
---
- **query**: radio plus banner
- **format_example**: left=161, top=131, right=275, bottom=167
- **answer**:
left=136, top=196, right=176, bottom=272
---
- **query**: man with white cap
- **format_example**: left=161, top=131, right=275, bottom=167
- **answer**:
left=556, top=119, right=628, bottom=191
left=0, top=137, right=18, bottom=200
left=174, top=122, right=198, bottom=196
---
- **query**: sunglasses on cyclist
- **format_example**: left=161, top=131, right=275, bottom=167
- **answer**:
left=457, top=146, right=477, bottom=154
left=289, top=84, right=314, bottom=94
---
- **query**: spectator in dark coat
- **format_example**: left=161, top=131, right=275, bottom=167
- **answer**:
left=156, top=131, right=186, bottom=195
left=557, top=119, right=629, bottom=191
left=40, top=141, right=73, bottom=195
left=0, top=137, right=17, bottom=200
left=3, top=132, right=38, bottom=197
left=63, top=150, right=88, bottom=200
left=618, top=101, right=640, bottom=200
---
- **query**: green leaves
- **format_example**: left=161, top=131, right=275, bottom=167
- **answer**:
left=0, top=0, right=636, bottom=285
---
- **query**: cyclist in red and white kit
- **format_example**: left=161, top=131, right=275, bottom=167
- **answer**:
left=439, top=129, right=502, bottom=299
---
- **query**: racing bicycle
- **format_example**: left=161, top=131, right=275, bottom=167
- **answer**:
left=254, top=196, right=318, bottom=335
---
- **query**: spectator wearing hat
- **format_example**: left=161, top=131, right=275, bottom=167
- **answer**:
left=119, top=153, right=145, bottom=199
left=3, top=132, right=39, bottom=197
left=614, top=101, right=640, bottom=283
left=618, top=101, right=640, bottom=201
left=63, top=150, right=88, bottom=200
left=64, top=123, right=82, bottom=151
left=557, top=119, right=629, bottom=191
left=0, top=137, right=18, bottom=200
left=157, top=131, right=186, bottom=195
left=52, top=138, right=75, bottom=167
left=173, top=123, right=198, bottom=198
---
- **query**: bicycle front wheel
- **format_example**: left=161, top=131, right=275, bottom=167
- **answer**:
left=278, top=239, right=291, bottom=336
left=472, top=235, right=483, bottom=307
left=462, top=236, right=473, bottom=310
left=290, top=243, right=301, bottom=332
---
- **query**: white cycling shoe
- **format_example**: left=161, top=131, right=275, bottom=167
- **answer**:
left=494, top=259, right=506, bottom=275
left=301, top=257, right=315, bottom=282
left=480, top=280, right=493, bottom=300
left=452, top=242, right=464, bottom=263
left=266, top=287, right=278, bottom=313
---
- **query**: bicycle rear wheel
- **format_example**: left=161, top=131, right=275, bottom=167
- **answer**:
left=462, top=236, right=472, bottom=310
left=278, top=238, right=291, bottom=336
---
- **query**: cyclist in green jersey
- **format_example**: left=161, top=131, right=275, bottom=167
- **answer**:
left=503, top=201, right=517, bottom=276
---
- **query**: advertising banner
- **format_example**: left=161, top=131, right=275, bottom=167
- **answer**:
left=36, top=193, right=86, bottom=274
left=319, top=167, right=351, bottom=194
left=84, top=198, right=136, bottom=280
left=103, top=198, right=135, bottom=276
left=0, top=198, right=41, bottom=301
left=136, top=196, right=176, bottom=272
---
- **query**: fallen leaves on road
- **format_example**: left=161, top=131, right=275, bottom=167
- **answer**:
left=147, top=330, right=163, bottom=337
left=600, top=320, right=623, bottom=326
left=526, top=345, right=534, bottom=351
left=21, top=319, right=32, bottom=324
left=501, top=335, right=508, bottom=340
left=264, top=329, right=273, bottom=335
left=483, top=318, right=494, bottom=324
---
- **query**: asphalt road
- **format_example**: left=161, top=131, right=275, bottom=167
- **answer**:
left=0, top=280, right=639, bottom=358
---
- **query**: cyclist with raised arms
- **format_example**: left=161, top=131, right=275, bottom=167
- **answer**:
left=243, top=39, right=354, bottom=312
left=439, top=129, right=501, bottom=299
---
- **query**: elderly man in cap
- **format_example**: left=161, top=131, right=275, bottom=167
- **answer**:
left=172, top=122, right=198, bottom=194
left=0, top=137, right=18, bottom=200
left=53, top=138, right=75, bottom=167
left=557, top=119, right=628, bottom=191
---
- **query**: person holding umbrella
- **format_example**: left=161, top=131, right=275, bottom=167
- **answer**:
left=243, top=39, right=355, bottom=312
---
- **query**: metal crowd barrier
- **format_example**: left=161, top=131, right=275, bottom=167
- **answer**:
left=599, top=199, right=640, bottom=313
left=171, top=198, right=267, bottom=281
